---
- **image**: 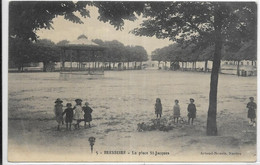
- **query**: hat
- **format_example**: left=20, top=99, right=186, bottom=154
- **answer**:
left=249, top=97, right=254, bottom=100
left=75, top=99, right=82, bottom=102
left=190, top=98, right=195, bottom=102
left=55, top=98, right=63, bottom=103
left=66, top=103, right=72, bottom=107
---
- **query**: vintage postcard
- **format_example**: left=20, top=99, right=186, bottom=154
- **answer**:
left=5, top=1, right=257, bottom=163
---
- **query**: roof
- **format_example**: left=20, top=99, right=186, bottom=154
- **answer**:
left=59, top=38, right=105, bottom=51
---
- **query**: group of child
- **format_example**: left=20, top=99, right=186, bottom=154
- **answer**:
left=54, top=98, right=93, bottom=130
left=54, top=96, right=256, bottom=130
left=154, top=97, right=257, bottom=126
left=154, top=98, right=197, bottom=125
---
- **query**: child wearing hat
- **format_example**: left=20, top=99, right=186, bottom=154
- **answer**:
left=83, top=102, right=93, bottom=128
left=155, top=98, right=162, bottom=119
left=173, top=99, right=181, bottom=123
left=54, top=98, right=64, bottom=131
left=62, top=103, right=74, bottom=130
left=187, top=98, right=196, bottom=125
left=73, top=99, right=84, bottom=129
left=247, top=97, right=257, bottom=126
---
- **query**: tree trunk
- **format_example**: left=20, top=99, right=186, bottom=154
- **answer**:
left=127, top=62, right=130, bottom=70
left=43, top=62, right=47, bottom=72
left=109, top=62, right=111, bottom=70
left=204, top=60, right=208, bottom=73
left=207, top=9, right=222, bottom=136
left=134, top=62, right=137, bottom=69
left=158, top=61, right=160, bottom=68
left=140, top=61, right=143, bottom=69
left=237, top=61, right=240, bottom=76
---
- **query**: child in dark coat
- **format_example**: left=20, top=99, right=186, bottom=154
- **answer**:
left=83, top=102, right=93, bottom=128
left=187, top=98, right=196, bottom=125
left=247, top=97, right=257, bottom=126
left=155, top=98, right=162, bottom=119
left=62, top=103, right=74, bottom=130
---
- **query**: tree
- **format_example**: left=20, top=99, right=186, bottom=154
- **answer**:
left=9, top=37, right=32, bottom=71
left=32, top=39, right=61, bottom=71
left=95, top=2, right=256, bottom=135
left=223, top=40, right=257, bottom=76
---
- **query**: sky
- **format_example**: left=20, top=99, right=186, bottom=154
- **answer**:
left=36, top=6, right=173, bottom=55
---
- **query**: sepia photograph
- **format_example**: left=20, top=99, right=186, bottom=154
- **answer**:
left=5, top=1, right=257, bottom=163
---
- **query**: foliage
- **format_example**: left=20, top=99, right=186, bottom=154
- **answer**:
left=92, top=39, right=148, bottom=64
left=9, top=1, right=91, bottom=41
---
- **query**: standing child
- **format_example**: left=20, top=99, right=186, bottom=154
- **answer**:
left=187, top=98, right=196, bottom=125
left=155, top=98, right=162, bottom=119
left=73, top=99, right=83, bottom=129
left=247, top=97, right=257, bottom=126
left=62, top=103, right=74, bottom=130
left=83, top=102, right=93, bottom=128
left=54, top=98, right=64, bottom=131
left=173, top=99, right=181, bottom=123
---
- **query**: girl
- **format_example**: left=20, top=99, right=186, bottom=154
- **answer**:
left=83, top=102, right=93, bottom=128
left=62, top=103, right=74, bottom=130
left=54, top=98, right=64, bottom=131
left=187, top=98, right=196, bottom=125
left=155, top=98, right=162, bottom=119
left=173, top=99, right=181, bottom=123
left=73, top=98, right=83, bottom=129
left=247, top=97, right=257, bottom=126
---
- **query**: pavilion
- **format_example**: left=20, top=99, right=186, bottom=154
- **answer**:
left=59, top=35, right=105, bottom=75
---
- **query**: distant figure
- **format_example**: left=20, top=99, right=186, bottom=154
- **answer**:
left=54, top=98, right=64, bottom=131
left=187, top=98, right=196, bottom=125
left=73, top=99, right=83, bottom=129
left=247, top=97, right=257, bottom=126
left=62, top=103, right=74, bottom=130
left=173, top=99, right=181, bottom=123
left=155, top=98, right=162, bottom=119
left=83, top=102, right=93, bottom=128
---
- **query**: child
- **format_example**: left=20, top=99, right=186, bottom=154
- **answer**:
left=173, top=99, right=181, bottom=123
left=54, top=98, right=64, bottom=131
left=247, top=97, right=257, bottom=126
left=62, top=103, right=74, bottom=130
left=83, top=102, right=93, bottom=128
left=73, top=99, right=83, bottom=129
left=187, top=98, right=196, bottom=125
left=155, top=98, right=162, bottom=119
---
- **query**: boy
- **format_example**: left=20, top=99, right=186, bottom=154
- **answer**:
left=62, top=103, right=74, bottom=130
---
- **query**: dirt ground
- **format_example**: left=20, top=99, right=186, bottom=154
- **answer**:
left=8, top=70, right=256, bottom=162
